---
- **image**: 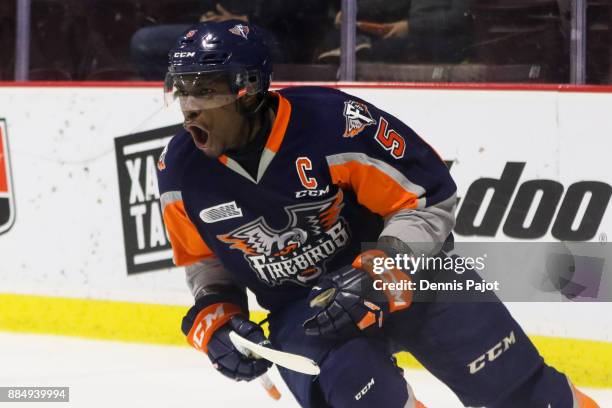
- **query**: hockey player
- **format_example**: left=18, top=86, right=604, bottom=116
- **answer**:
left=157, top=20, right=600, bottom=407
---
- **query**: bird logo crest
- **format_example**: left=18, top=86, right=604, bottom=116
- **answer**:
left=217, top=190, right=349, bottom=286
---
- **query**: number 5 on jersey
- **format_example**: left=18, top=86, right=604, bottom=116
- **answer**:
left=375, top=117, right=406, bottom=159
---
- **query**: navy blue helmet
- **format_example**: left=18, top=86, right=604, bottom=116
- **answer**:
left=165, top=20, right=273, bottom=111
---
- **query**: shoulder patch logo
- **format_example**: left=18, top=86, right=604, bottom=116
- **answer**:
left=343, top=100, right=376, bottom=138
left=200, top=201, right=243, bottom=223
left=229, top=24, right=250, bottom=39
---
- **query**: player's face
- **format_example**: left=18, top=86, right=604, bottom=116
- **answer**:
left=182, top=100, right=249, bottom=158
left=176, top=74, right=250, bottom=158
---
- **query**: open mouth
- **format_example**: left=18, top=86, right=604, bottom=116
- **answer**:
left=186, top=124, right=209, bottom=149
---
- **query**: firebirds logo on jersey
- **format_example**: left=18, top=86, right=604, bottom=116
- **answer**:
left=217, top=191, right=350, bottom=286
left=343, top=100, right=376, bottom=138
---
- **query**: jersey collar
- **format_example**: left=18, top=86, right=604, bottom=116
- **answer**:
left=218, top=91, right=291, bottom=183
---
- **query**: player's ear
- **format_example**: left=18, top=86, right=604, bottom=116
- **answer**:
left=236, top=93, right=266, bottom=115
left=239, top=93, right=260, bottom=110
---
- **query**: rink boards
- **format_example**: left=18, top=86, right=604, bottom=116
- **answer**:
left=0, top=82, right=610, bottom=388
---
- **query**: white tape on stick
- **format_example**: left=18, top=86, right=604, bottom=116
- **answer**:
left=229, top=331, right=320, bottom=375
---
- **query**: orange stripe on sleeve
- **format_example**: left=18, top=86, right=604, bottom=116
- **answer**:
left=329, top=160, right=419, bottom=217
left=163, top=200, right=214, bottom=266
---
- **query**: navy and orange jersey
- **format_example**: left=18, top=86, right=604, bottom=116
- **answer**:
left=157, top=86, right=456, bottom=311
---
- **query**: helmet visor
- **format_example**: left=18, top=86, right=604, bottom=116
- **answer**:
left=164, top=71, right=246, bottom=111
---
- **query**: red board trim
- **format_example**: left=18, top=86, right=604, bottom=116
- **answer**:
left=1, top=81, right=612, bottom=93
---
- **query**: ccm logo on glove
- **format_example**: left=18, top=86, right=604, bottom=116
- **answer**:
left=187, top=303, right=242, bottom=353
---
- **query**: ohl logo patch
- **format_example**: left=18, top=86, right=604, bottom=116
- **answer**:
left=0, top=119, right=15, bottom=235
left=217, top=190, right=350, bottom=286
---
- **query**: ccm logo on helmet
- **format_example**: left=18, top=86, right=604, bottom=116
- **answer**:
left=173, top=52, right=196, bottom=58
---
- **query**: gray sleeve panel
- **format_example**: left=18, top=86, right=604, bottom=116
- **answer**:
left=380, top=193, right=457, bottom=256
left=185, top=258, right=239, bottom=300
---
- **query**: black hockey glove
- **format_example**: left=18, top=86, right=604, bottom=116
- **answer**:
left=206, top=314, right=272, bottom=381
left=183, top=302, right=271, bottom=381
left=303, top=249, right=413, bottom=339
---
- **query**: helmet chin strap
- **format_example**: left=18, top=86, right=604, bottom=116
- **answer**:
left=235, top=91, right=269, bottom=145
left=250, top=93, right=268, bottom=115
left=236, top=91, right=267, bottom=116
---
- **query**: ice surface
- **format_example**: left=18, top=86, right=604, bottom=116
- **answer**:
left=1, top=333, right=609, bottom=407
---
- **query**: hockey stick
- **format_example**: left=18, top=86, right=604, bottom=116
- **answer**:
left=258, top=373, right=281, bottom=401
left=229, top=331, right=321, bottom=376
left=229, top=331, right=282, bottom=401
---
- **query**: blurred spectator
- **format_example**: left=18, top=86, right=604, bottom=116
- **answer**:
left=318, top=0, right=473, bottom=64
left=130, top=0, right=332, bottom=80
left=470, top=0, right=568, bottom=82
left=4, top=0, right=591, bottom=83
left=585, top=0, right=612, bottom=83
left=77, top=0, right=143, bottom=80
left=18, top=0, right=146, bottom=80
left=27, top=0, right=77, bottom=80
left=0, top=0, right=16, bottom=80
